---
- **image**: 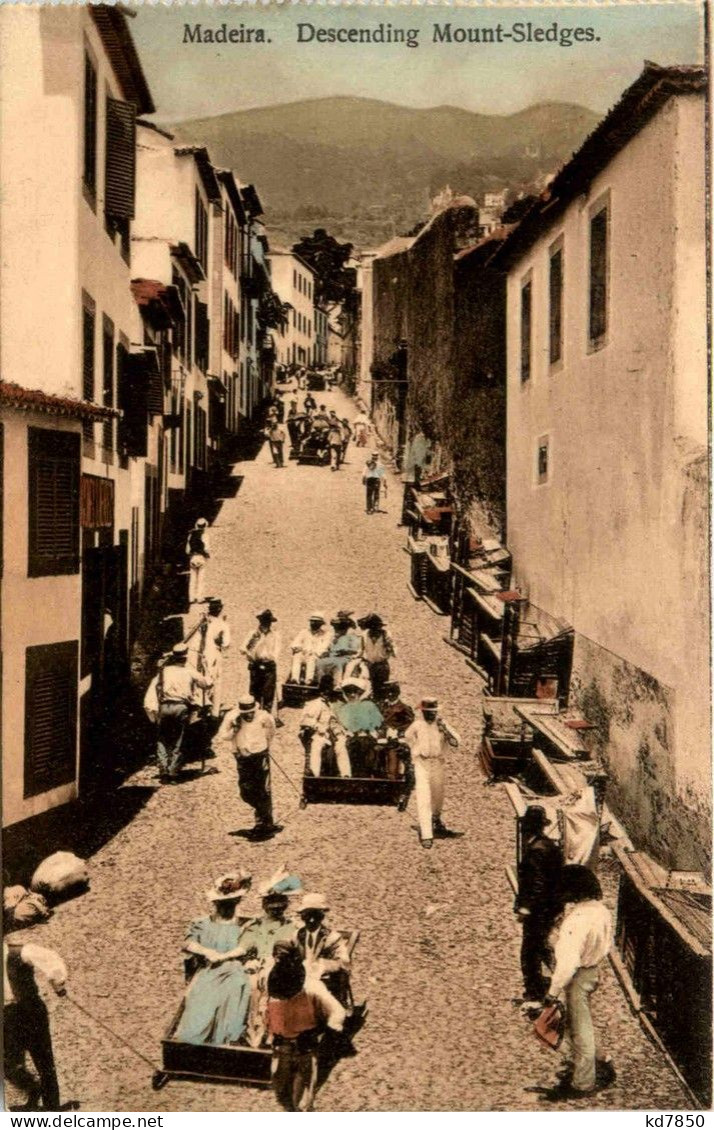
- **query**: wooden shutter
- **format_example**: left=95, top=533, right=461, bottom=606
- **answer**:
left=196, top=301, right=209, bottom=373
left=82, top=305, right=95, bottom=401
left=105, top=97, right=136, bottom=220
left=83, top=53, right=97, bottom=194
left=118, top=350, right=149, bottom=457
left=24, top=640, right=78, bottom=798
left=28, top=428, right=80, bottom=576
left=102, top=317, right=114, bottom=452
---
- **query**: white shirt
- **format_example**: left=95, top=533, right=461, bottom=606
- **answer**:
left=189, top=616, right=231, bottom=670
left=217, top=708, right=276, bottom=756
left=4, top=941, right=67, bottom=1004
left=361, top=631, right=396, bottom=663
left=405, top=717, right=461, bottom=759
left=549, top=899, right=613, bottom=998
left=291, top=626, right=333, bottom=658
left=242, top=627, right=281, bottom=663
left=300, top=697, right=336, bottom=736
left=144, top=663, right=212, bottom=718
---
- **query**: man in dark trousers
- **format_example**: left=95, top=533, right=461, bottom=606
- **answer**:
left=242, top=609, right=281, bottom=713
left=3, top=936, right=76, bottom=1111
left=215, top=696, right=278, bottom=837
left=515, top=805, right=562, bottom=1004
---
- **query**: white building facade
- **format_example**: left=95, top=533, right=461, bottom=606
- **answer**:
left=269, top=249, right=317, bottom=368
left=499, top=64, right=709, bottom=871
left=0, top=3, right=156, bottom=824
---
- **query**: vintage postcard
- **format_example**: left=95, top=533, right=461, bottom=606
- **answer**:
left=0, top=0, right=709, bottom=1116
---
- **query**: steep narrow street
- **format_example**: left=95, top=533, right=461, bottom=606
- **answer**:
left=35, top=387, right=689, bottom=1112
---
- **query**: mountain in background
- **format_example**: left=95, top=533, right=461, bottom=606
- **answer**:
left=168, top=96, right=600, bottom=249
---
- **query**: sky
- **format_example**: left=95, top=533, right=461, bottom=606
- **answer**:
left=130, top=1, right=705, bottom=122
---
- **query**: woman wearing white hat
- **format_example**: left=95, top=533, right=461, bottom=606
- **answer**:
left=175, top=872, right=255, bottom=1046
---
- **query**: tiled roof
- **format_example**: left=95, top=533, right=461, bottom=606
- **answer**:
left=130, top=278, right=183, bottom=325
left=174, top=146, right=221, bottom=202
left=0, top=382, right=119, bottom=421
left=454, top=225, right=516, bottom=262
left=491, top=61, right=706, bottom=268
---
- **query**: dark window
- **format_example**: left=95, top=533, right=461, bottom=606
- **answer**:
left=172, top=270, right=186, bottom=360
left=186, top=290, right=193, bottom=367
left=195, top=188, right=208, bottom=273
left=118, top=345, right=148, bottom=458
left=82, top=302, right=95, bottom=442
left=83, top=53, right=97, bottom=196
left=549, top=248, right=563, bottom=365
left=28, top=427, right=80, bottom=576
left=105, top=96, right=136, bottom=221
left=196, top=301, right=209, bottom=374
left=24, top=641, right=78, bottom=798
left=589, top=206, right=608, bottom=346
left=102, top=316, right=114, bottom=452
left=537, top=437, right=549, bottom=484
left=520, top=279, right=532, bottom=383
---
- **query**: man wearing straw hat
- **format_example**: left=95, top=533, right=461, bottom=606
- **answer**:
left=289, top=612, right=333, bottom=686
left=216, top=696, right=277, bottom=836
left=405, top=697, right=461, bottom=849
left=185, top=517, right=211, bottom=605
left=242, top=609, right=281, bottom=713
left=362, top=451, right=387, bottom=514
left=143, top=642, right=213, bottom=783
left=295, top=893, right=351, bottom=1009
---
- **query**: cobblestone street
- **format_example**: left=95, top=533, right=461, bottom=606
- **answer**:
left=34, top=387, right=689, bottom=1112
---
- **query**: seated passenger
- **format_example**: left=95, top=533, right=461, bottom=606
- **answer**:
left=316, top=612, right=362, bottom=688
left=239, top=871, right=302, bottom=1049
left=332, top=678, right=384, bottom=778
left=175, top=872, right=255, bottom=1046
left=379, top=682, right=415, bottom=780
left=295, top=893, right=352, bottom=1012
left=358, top=614, right=396, bottom=700
left=300, top=676, right=347, bottom=777
left=290, top=613, right=333, bottom=685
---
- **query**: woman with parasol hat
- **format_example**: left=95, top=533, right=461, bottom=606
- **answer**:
left=175, top=872, right=256, bottom=1046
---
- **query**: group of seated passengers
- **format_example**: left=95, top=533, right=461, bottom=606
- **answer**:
left=299, top=674, right=415, bottom=780
left=175, top=870, right=352, bottom=1050
left=290, top=610, right=395, bottom=700
left=286, top=404, right=353, bottom=468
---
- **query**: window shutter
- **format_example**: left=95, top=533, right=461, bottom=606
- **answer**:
left=118, top=350, right=149, bottom=458
left=147, top=353, right=164, bottom=416
left=28, top=428, right=80, bottom=576
left=83, top=53, right=97, bottom=194
left=24, top=641, right=78, bottom=798
left=82, top=306, right=95, bottom=401
left=105, top=97, right=136, bottom=220
left=196, top=301, right=209, bottom=372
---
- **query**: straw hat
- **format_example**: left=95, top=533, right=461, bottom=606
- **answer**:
left=298, top=892, right=330, bottom=914
left=206, top=871, right=252, bottom=902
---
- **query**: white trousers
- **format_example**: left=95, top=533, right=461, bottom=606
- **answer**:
left=188, top=555, right=206, bottom=603
left=290, top=653, right=317, bottom=684
left=307, top=732, right=350, bottom=777
left=309, top=734, right=351, bottom=777
left=413, top=756, right=445, bottom=840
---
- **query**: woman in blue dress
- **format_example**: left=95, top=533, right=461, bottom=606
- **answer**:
left=316, top=612, right=362, bottom=688
left=175, top=872, right=256, bottom=1046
